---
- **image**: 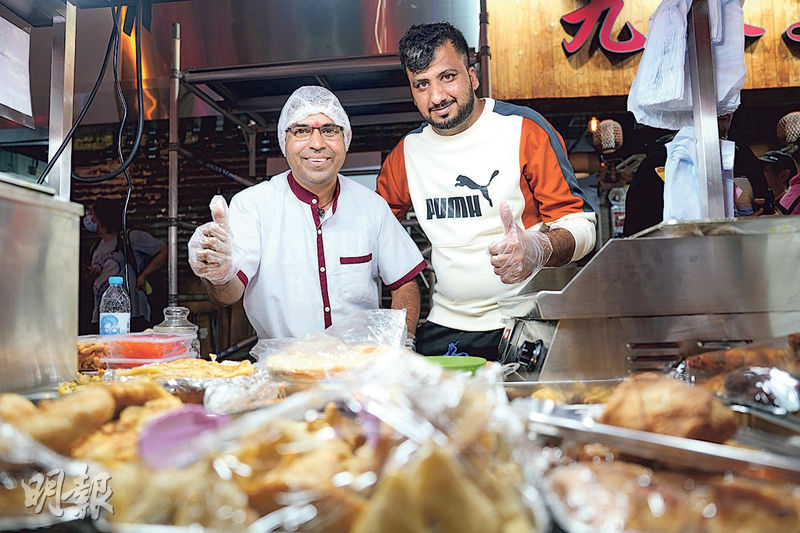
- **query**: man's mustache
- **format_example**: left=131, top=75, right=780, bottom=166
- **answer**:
left=429, top=99, right=456, bottom=112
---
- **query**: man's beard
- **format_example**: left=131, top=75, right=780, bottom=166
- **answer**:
left=427, top=92, right=475, bottom=130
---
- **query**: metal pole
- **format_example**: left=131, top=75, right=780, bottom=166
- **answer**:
left=478, top=0, right=492, bottom=98
left=177, top=146, right=256, bottom=187
left=246, top=129, right=256, bottom=179
left=687, top=0, right=725, bottom=219
left=48, top=2, right=76, bottom=200
left=168, top=22, right=180, bottom=306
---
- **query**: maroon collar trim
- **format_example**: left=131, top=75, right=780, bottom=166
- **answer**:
left=287, top=172, right=341, bottom=211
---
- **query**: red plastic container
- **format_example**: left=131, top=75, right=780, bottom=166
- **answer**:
left=105, top=332, right=196, bottom=360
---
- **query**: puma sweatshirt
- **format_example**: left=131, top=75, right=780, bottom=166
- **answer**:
left=377, top=98, right=596, bottom=331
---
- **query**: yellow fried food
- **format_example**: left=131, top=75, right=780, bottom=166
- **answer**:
left=599, top=372, right=738, bottom=443
left=115, top=359, right=254, bottom=380
left=351, top=470, right=430, bottom=533
left=0, top=394, right=38, bottom=424
left=414, top=444, right=500, bottom=533
left=72, top=395, right=182, bottom=465
left=101, top=380, right=172, bottom=412
left=11, top=386, right=116, bottom=455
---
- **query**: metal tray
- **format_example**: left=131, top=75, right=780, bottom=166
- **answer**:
left=514, top=399, right=800, bottom=483
left=503, top=379, right=623, bottom=403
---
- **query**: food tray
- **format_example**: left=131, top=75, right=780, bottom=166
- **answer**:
left=513, top=399, right=800, bottom=483
left=106, top=332, right=197, bottom=360
left=101, top=352, right=196, bottom=370
left=503, top=378, right=623, bottom=403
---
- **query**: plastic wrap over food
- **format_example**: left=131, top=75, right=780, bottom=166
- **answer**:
left=103, top=359, right=259, bottom=405
left=252, top=309, right=409, bottom=383
left=167, top=351, right=549, bottom=533
left=0, top=421, right=110, bottom=529
left=509, top=397, right=800, bottom=532
left=673, top=334, right=800, bottom=383
left=704, top=366, right=800, bottom=414
left=203, top=372, right=288, bottom=414
left=542, top=459, right=800, bottom=533
left=672, top=334, right=800, bottom=414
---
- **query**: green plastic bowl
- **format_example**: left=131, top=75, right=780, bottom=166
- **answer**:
left=426, top=355, right=487, bottom=374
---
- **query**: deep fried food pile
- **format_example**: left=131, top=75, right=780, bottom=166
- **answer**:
left=229, top=402, right=536, bottom=533
left=684, top=344, right=800, bottom=379
left=546, top=460, right=800, bottom=533
left=0, top=381, right=180, bottom=461
left=78, top=340, right=109, bottom=371
left=0, top=387, right=116, bottom=455
left=114, top=358, right=254, bottom=380
left=530, top=381, right=619, bottom=404
left=598, top=372, right=738, bottom=443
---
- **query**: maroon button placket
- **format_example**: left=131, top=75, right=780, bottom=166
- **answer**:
left=311, top=199, right=332, bottom=328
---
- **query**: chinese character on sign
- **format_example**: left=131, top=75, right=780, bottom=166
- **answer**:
left=21, top=466, right=113, bottom=519
left=561, top=0, right=646, bottom=55
left=787, top=22, right=800, bottom=44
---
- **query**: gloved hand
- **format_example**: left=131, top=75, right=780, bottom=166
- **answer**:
left=488, top=202, right=553, bottom=284
left=188, top=195, right=240, bottom=285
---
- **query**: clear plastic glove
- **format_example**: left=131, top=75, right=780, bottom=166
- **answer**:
left=188, top=195, right=240, bottom=285
left=488, top=202, right=553, bottom=284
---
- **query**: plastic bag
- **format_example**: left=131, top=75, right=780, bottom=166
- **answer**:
left=251, top=309, right=409, bottom=384
left=164, top=351, right=549, bottom=532
left=0, top=421, right=109, bottom=529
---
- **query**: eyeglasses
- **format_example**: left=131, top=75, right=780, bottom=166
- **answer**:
left=286, top=124, right=343, bottom=140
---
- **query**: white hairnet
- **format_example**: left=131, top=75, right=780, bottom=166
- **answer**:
left=277, top=86, right=352, bottom=156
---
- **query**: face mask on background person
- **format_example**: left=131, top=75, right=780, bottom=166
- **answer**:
left=83, top=214, right=98, bottom=233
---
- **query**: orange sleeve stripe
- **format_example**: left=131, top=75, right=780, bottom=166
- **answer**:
left=519, top=117, right=590, bottom=225
left=376, top=138, right=412, bottom=221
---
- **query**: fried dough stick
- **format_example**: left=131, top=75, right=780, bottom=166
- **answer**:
left=11, top=386, right=115, bottom=455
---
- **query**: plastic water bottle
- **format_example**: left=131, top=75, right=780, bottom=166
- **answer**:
left=99, top=276, right=130, bottom=335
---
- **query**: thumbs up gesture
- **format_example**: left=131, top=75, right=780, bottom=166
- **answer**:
left=188, top=195, right=239, bottom=285
left=488, top=202, right=553, bottom=284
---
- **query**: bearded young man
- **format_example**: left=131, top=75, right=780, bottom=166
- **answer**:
left=377, top=22, right=596, bottom=359
left=189, top=86, right=425, bottom=342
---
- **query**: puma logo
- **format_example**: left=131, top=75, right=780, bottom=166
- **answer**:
left=455, top=170, right=499, bottom=207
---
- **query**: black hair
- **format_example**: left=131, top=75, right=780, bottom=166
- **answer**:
left=92, top=198, right=123, bottom=233
left=399, top=22, right=470, bottom=73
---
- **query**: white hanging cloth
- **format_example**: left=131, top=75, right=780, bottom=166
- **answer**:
left=627, top=0, right=745, bottom=130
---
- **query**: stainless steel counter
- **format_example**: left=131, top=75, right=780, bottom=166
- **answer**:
left=0, top=175, right=82, bottom=392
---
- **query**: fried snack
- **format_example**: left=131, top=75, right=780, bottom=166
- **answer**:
left=599, top=372, right=738, bottom=443
left=58, top=372, right=104, bottom=395
left=530, top=381, right=618, bottom=404
left=114, top=358, right=254, bottom=380
left=547, top=460, right=800, bottom=533
left=71, top=395, right=182, bottom=465
left=101, top=379, right=172, bottom=412
left=10, top=386, right=116, bottom=455
left=108, top=461, right=256, bottom=529
left=78, top=341, right=109, bottom=371
left=0, top=394, right=38, bottom=424
left=546, top=461, right=701, bottom=533
left=351, top=470, right=430, bottom=533
left=264, top=344, right=387, bottom=381
left=684, top=345, right=799, bottom=378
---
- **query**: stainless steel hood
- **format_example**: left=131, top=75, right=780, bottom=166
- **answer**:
left=3, top=0, right=479, bottom=130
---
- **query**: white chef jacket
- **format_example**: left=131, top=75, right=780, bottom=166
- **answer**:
left=228, top=171, right=426, bottom=339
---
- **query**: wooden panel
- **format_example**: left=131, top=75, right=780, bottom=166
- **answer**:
left=488, top=0, right=800, bottom=100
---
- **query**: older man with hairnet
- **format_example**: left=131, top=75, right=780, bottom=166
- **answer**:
left=188, top=86, right=426, bottom=342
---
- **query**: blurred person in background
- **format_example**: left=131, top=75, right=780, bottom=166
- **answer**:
left=85, top=198, right=167, bottom=332
left=759, top=150, right=800, bottom=215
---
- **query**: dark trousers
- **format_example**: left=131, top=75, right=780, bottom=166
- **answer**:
left=415, top=321, right=504, bottom=361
